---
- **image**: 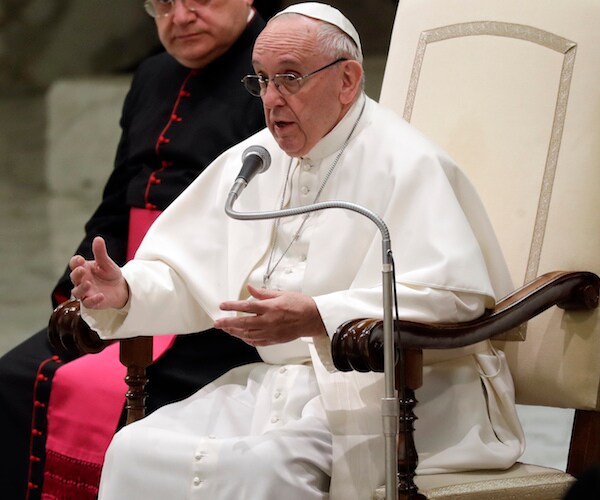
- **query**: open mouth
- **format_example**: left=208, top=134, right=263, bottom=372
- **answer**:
left=274, top=120, right=293, bottom=131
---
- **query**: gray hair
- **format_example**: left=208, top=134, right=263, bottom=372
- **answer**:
left=316, top=21, right=363, bottom=64
left=270, top=13, right=363, bottom=64
left=317, top=20, right=365, bottom=90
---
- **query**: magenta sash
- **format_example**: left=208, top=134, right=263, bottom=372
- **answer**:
left=42, top=208, right=176, bottom=498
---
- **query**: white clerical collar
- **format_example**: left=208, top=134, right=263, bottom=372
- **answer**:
left=300, top=93, right=367, bottom=162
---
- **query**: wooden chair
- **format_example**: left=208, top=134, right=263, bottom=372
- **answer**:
left=332, top=0, right=600, bottom=498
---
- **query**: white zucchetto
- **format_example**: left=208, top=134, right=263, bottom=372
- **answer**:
left=273, top=2, right=362, bottom=56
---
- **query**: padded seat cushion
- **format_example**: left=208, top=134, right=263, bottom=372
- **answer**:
left=373, top=463, right=574, bottom=499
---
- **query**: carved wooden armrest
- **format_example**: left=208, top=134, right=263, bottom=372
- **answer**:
left=48, top=299, right=115, bottom=356
left=47, top=298, right=153, bottom=423
left=332, top=270, right=600, bottom=373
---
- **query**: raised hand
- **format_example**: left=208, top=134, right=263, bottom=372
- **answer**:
left=69, top=236, right=129, bottom=310
left=214, top=284, right=327, bottom=347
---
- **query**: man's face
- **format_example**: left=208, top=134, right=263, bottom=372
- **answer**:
left=251, top=16, right=353, bottom=157
left=155, top=0, right=252, bottom=69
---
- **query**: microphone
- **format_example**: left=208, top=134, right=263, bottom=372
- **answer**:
left=238, top=145, right=271, bottom=184
left=228, top=145, right=271, bottom=200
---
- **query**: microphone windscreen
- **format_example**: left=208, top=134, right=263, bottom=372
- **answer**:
left=238, top=145, right=271, bottom=183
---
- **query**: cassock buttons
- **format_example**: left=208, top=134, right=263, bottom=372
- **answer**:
left=193, top=477, right=203, bottom=486
left=301, top=185, right=310, bottom=195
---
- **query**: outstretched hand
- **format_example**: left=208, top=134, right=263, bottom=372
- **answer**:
left=69, top=236, right=129, bottom=310
left=214, top=284, right=327, bottom=347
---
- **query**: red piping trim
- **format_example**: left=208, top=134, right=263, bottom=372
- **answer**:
left=25, top=355, right=62, bottom=499
left=143, top=69, right=197, bottom=206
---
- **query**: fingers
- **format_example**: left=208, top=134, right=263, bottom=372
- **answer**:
left=216, top=289, right=320, bottom=344
left=219, top=300, right=261, bottom=314
left=70, top=278, right=106, bottom=309
left=214, top=313, right=260, bottom=331
left=215, top=313, right=270, bottom=340
left=219, top=284, right=287, bottom=314
left=219, top=285, right=283, bottom=314
left=69, top=260, right=100, bottom=302
left=70, top=278, right=93, bottom=301
left=219, top=325, right=272, bottom=347
left=69, top=265, right=88, bottom=290
left=91, top=236, right=113, bottom=269
left=80, top=293, right=106, bottom=310
left=69, top=255, right=86, bottom=271
left=69, top=237, right=114, bottom=274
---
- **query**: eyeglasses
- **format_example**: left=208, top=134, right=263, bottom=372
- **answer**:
left=241, top=58, right=348, bottom=97
left=144, top=0, right=205, bottom=18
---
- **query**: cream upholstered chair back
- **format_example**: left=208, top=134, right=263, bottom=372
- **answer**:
left=379, top=0, right=600, bottom=413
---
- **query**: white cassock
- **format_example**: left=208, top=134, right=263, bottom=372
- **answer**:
left=85, top=94, right=525, bottom=500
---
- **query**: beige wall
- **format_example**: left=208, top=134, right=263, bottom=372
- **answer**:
left=0, top=1, right=157, bottom=95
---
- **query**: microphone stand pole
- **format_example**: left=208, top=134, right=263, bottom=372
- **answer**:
left=226, top=190, right=399, bottom=500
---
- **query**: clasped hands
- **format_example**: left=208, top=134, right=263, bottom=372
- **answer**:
left=69, top=236, right=327, bottom=346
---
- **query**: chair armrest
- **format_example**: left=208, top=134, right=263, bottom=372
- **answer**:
left=48, top=299, right=115, bottom=355
left=332, top=271, right=600, bottom=372
left=47, top=299, right=153, bottom=423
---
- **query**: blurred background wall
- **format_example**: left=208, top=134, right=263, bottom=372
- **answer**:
left=0, top=1, right=156, bottom=95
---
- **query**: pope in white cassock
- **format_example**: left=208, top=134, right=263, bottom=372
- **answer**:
left=69, top=3, right=525, bottom=499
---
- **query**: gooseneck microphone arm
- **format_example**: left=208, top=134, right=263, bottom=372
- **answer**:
left=225, top=164, right=400, bottom=500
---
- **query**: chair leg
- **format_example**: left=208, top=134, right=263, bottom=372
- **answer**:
left=567, top=409, right=600, bottom=477
left=397, top=349, right=427, bottom=499
left=119, top=337, right=153, bottom=425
